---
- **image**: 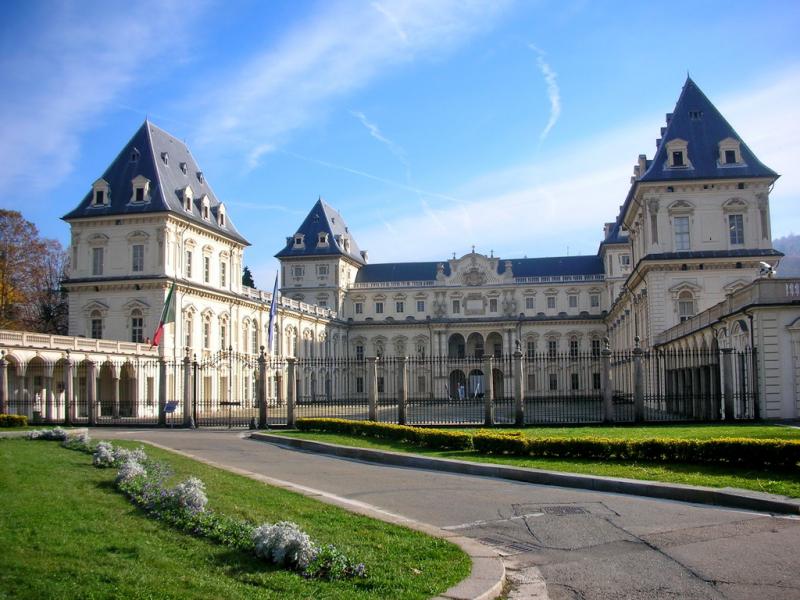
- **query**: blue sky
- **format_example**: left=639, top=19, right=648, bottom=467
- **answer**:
left=1, top=0, right=799, bottom=287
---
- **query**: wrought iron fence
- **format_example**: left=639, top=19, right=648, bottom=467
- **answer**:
left=0, top=347, right=758, bottom=428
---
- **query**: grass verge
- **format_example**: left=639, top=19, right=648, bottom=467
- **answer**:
left=0, top=438, right=469, bottom=600
left=277, top=425, right=800, bottom=499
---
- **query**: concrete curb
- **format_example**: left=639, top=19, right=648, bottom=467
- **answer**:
left=251, top=433, right=800, bottom=516
left=136, top=438, right=505, bottom=600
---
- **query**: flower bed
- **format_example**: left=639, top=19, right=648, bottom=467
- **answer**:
left=27, top=430, right=365, bottom=580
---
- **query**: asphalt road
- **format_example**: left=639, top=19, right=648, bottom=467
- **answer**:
left=92, top=428, right=800, bottom=600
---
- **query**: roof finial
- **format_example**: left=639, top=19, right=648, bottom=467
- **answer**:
left=471, top=244, right=475, bottom=254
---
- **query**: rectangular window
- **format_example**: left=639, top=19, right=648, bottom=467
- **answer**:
left=571, top=373, right=579, bottom=391
left=91, top=318, right=102, bottom=339
left=354, top=302, right=363, bottom=314
left=203, top=321, right=210, bottom=348
left=356, top=376, right=364, bottom=393
left=549, top=373, right=558, bottom=391
left=489, top=298, right=498, bottom=312
left=452, top=300, right=461, bottom=314
left=591, top=338, right=601, bottom=357
left=569, top=339, right=579, bottom=357
left=355, top=345, right=364, bottom=360
left=220, top=262, right=227, bottom=287
left=548, top=340, right=557, bottom=358
left=220, top=322, right=228, bottom=349
left=590, top=294, right=600, bottom=308
left=396, top=301, right=404, bottom=313
left=94, top=190, right=104, bottom=205
left=185, top=250, right=193, bottom=277
left=203, top=255, right=210, bottom=283
left=416, top=300, right=425, bottom=312
left=729, top=214, right=744, bottom=245
left=525, top=297, right=535, bottom=310
left=292, top=266, right=304, bottom=277
left=135, top=187, right=144, bottom=203
left=526, top=341, right=535, bottom=357
left=620, top=254, right=631, bottom=266
left=375, top=301, right=384, bottom=314
left=568, top=295, right=578, bottom=309
left=672, top=151, right=684, bottom=167
left=593, top=373, right=601, bottom=390
left=317, top=264, right=329, bottom=276
left=131, top=316, right=143, bottom=343
left=547, top=296, right=556, bottom=309
left=725, top=149, right=737, bottom=164
left=679, top=299, right=695, bottom=323
left=92, top=247, right=104, bottom=276
left=674, top=216, right=690, bottom=251
left=132, top=244, right=144, bottom=272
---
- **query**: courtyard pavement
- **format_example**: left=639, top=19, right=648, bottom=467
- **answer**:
left=90, top=428, right=800, bottom=600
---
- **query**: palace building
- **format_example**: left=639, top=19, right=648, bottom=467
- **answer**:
left=55, top=77, right=800, bottom=420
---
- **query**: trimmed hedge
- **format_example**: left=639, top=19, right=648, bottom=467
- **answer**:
left=472, top=432, right=800, bottom=469
left=294, top=419, right=800, bottom=469
left=0, top=414, right=28, bottom=428
left=295, top=418, right=473, bottom=451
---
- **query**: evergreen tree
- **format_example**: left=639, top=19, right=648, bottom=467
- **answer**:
left=242, top=265, right=255, bottom=288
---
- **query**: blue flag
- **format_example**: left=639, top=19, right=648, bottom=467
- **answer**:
left=267, top=272, right=279, bottom=354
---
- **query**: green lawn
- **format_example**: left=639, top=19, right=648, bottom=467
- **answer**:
left=278, top=424, right=800, bottom=499
left=0, top=438, right=469, bottom=600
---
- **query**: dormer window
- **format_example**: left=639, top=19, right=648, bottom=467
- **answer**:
left=317, top=232, right=328, bottom=246
left=130, top=175, right=150, bottom=204
left=197, top=171, right=204, bottom=184
left=182, top=186, right=193, bottom=211
left=665, top=139, right=691, bottom=169
left=218, top=204, right=226, bottom=227
left=180, top=162, right=187, bottom=174
left=688, top=110, right=703, bottom=120
left=130, top=148, right=140, bottom=163
left=293, top=234, right=305, bottom=248
left=161, top=152, right=169, bottom=165
left=718, top=138, right=743, bottom=166
left=201, top=195, right=210, bottom=220
left=91, top=178, right=110, bottom=207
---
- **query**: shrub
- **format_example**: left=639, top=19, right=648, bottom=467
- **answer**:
left=116, top=459, right=146, bottom=485
left=170, top=477, right=208, bottom=514
left=296, top=418, right=473, bottom=451
left=113, top=445, right=148, bottom=466
left=27, top=427, right=67, bottom=441
left=0, top=414, right=27, bottom=427
left=93, top=441, right=116, bottom=467
left=253, top=521, right=316, bottom=570
left=62, top=432, right=92, bottom=452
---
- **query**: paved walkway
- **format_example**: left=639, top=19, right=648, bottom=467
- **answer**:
left=92, top=428, right=800, bottom=600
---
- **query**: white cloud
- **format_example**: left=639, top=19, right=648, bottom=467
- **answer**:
left=0, top=1, right=205, bottom=196
left=356, top=67, right=800, bottom=262
left=528, top=44, right=561, bottom=142
left=194, top=0, right=512, bottom=165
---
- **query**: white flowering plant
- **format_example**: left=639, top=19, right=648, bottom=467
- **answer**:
left=27, top=427, right=68, bottom=441
left=92, top=441, right=116, bottom=467
left=253, top=521, right=316, bottom=570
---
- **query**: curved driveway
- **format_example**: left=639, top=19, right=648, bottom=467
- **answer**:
left=94, top=429, right=800, bottom=600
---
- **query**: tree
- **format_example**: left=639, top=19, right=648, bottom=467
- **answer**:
left=774, top=233, right=800, bottom=256
left=0, top=210, right=68, bottom=333
left=242, top=265, right=255, bottom=288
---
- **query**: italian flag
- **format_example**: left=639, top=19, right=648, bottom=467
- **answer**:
left=151, top=282, right=176, bottom=347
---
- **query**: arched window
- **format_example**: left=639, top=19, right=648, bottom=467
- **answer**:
left=678, top=291, right=695, bottom=323
left=130, top=309, right=144, bottom=343
left=219, top=318, right=228, bottom=350
left=203, top=314, right=211, bottom=349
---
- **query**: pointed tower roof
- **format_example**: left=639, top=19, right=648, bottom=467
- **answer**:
left=62, top=120, right=249, bottom=245
left=639, top=77, right=778, bottom=183
left=275, top=198, right=367, bottom=264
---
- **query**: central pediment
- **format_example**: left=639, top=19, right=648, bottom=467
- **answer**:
left=436, top=251, right=513, bottom=287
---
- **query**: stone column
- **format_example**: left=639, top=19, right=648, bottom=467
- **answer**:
left=484, top=356, right=494, bottom=426
left=513, top=348, right=524, bottom=426
left=601, top=338, right=615, bottom=423
left=258, top=347, right=268, bottom=429
left=286, top=357, right=296, bottom=428
left=633, top=340, right=644, bottom=423
left=44, top=375, right=54, bottom=422
left=0, top=352, right=8, bottom=415
left=86, top=361, right=97, bottom=426
left=691, top=367, right=702, bottom=420
left=64, top=354, right=74, bottom=426
left=182, top=350, right=194, bottom=428
left=158, top=358, right=167, bottom=426
left=367, top=357, right=378, bottom=422
left=112, top=374, right=120, bottom=420
left=397, top=357, right=408, bottom=426
left=721, top=348, right=734, bottom=421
